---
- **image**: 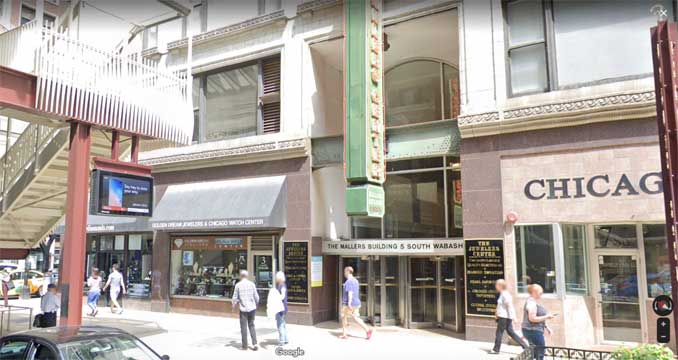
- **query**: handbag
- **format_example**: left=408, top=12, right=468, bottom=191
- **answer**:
left=6, top=280, right=14, bottom=290
left=33, top=313, right=42, bottom=328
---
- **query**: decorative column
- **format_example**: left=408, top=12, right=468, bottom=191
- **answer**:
left=344, top=0, right=385, bottom=218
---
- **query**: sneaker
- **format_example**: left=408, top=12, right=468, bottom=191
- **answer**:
left=93, top=309, right=98, bottom=317
left=366, top=329, right=373, bottom=340
left=252, top=345, right=259, bottom=351
left=117, top=308, right=124, bottom=315
left=488, top=350, right=500, bottom=355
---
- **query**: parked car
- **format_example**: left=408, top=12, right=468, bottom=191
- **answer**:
left=0, top=270, right=45, bottom=298
left=0, top=326, right=169, bottom=360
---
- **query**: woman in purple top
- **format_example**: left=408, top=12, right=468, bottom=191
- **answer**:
left=275, top=271, right=289, bottom=345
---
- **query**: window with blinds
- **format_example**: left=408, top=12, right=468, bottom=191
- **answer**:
left=250, top=235, right=274, bottom=251
left=260, top=56, right=281, bottom=134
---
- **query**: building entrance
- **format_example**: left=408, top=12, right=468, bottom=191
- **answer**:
left=406, top=257, right=464, bottom=332
left=340, top=255, right=464, bottom=332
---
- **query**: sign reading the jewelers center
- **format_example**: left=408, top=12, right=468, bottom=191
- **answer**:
left=465, top=239, right=504, bottom=317
left=284, top=242, right=309, bottom=304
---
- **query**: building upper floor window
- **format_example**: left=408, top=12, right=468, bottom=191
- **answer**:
left=20, top=5, right=56, bottom=27
left=504, top=0, right=673, bottom=96
left=192, top=56, right=281, bottom=143
left=385, top=60, right=459, bottom=127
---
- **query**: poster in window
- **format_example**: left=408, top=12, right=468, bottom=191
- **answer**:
left=283, top=242, right=309, bottom=304
left=465, top=239, right=504, bottom=317
left=182, top=251, right=194, bottom=266
left=453, top=179, right=463, bottom=229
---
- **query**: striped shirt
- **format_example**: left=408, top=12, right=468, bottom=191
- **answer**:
left=232, top=279, right=259, bottom=312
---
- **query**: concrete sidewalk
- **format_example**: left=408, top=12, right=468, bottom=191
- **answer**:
left=6, top=298, right=523, bottom=360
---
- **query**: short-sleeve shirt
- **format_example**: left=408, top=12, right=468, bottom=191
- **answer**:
left=108, top=271, right=123, bottom=288
left=87, top=277, right=102, bottom=292
left=342, top=277, right=361, bottom=307
left=496, top=290, right=516, bottom=320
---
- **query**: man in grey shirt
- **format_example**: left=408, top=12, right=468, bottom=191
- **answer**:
left=232, top=270, right=260, bottom=351
left=40, top=284, right=60, bottom=327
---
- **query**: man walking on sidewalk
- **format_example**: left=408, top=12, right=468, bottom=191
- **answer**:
left=232, top=270, right=259, bottom=351
left=340, top=266, right=372, bottom=340
left=490, top=279, right=528, bottom=354
left=102, top=264, right=126, bottom=314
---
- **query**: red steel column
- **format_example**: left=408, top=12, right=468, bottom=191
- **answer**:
left=652, top=21, right=678, bottom=348
left=59, top=122, right=91, bottom=326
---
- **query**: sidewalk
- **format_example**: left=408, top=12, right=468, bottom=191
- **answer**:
left=6, top=298, right=523, bottom=360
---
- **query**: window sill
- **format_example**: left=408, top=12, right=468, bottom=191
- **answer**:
left=171, top=295, right=232, bottom=302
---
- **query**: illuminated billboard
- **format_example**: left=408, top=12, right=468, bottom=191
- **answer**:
left=90, top=170, right=153, bottom=217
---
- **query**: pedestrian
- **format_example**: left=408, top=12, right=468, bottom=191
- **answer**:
left=40, top=284, right=60, bottom=327
left=274, top=271, right=288, bottom=346
left=232, top=270, right=259, bottom=351
left=521, top=284, right=556, bottom=360
left=340, top=266, right=372, bottom=340
left=1, top=271, right=10, bottom=307
left=490, top=279, right=528, bottom=355
left=86, top=268, right=103, bottom=317
left=40, top=270, right=51, bottom=296
left=102, top=263, right=126, bottom=314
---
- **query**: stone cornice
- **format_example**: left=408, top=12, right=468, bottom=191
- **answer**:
left=165, top=10, right=286, bottom=51
left=459, top=90, right=656, bottom=138
left=298, top=0, right=342, bottom=13
left=141, top=137, right=309, bottom=172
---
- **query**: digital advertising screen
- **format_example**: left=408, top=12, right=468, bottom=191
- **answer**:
left=90, top=170, right=153, bottom=217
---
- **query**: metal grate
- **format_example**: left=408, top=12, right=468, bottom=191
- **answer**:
left=250, top=236, right=274, bottom=251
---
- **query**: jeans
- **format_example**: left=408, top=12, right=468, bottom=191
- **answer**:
left=522, top=328, right=545, bottom=360
left=87, top=290, right=100, bottom=313
left=239, top=310, right=257, bottom=348
left=276, top=312, right=288, bottom=345
left=493, top=318, right=528, bottom=352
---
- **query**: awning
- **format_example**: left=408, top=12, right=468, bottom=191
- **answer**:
left=53, top=215, right=152, bottom=235
left=151, top=176, right=287, bottom=231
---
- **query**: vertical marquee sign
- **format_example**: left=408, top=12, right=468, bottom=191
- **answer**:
left=345, top=0, right=386, bottom=218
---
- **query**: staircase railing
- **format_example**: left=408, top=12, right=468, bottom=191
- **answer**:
left=512, top=346, right=612, bottom=360
left=0, top=20, right=193, bottom=145
left=0, top=124, right=62, bottom=199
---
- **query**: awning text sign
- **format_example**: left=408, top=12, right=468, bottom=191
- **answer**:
left=322, top=239, right=464, bottom=255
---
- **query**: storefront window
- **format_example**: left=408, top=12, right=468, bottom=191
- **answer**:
left=447, top=168, right=463, bottom=238
left=170, top=236, right=247, bottom=299
left=385, top=171, right=445, bottom=238
left=385, top=61, right=459, bottom=127
left=515, top=225, right=556, bottom=294
left=85, top=234, right=153, bottom=298
left=562, top=224, right=588, bottom=295
left=594, top=224, right=638, bottom=249
left=643, top=224, right=672, bottom=297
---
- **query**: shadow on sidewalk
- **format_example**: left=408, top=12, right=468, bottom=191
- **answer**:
left=82, top=317, right=167, bottom=338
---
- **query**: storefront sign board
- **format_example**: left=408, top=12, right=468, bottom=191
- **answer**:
left=284, top=242, right=309, bottom=304
left=323, top=239, right=464, bottom=255
left=465, top=239, right=504, bottom=317
left=346, top=184, right=385, bottom=217
left=171, top=236, right=247, bottom=251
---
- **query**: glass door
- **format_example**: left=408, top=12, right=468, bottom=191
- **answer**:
left=409, top=257, right=437, bottom=327
left=341, top=257, right=369, bottom=319
left=596, top=254, right=642, bottom=343
left=253, top=254, right=273, bottom=315
left=439, top=257, right=457, bottom=330
left=382, top=256, right=400, bottom=325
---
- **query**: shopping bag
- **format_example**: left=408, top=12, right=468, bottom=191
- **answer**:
left=266, top=288, right=284, bottom=320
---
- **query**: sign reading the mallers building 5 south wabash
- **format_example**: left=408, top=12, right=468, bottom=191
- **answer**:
left=345, top=0, right=385, bottom=218
left=465, top=239, right=505, bottom=317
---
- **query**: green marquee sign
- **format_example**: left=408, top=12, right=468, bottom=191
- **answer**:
left=345, top=0, right=385, bottom=218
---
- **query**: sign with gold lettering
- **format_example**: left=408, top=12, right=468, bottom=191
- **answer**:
left=284, top=242, right=309, bottom=304
left=465, top=239, right=504, bottom=317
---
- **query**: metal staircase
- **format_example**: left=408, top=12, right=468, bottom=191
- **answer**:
left=0, top=124, right=127, bottom=248
left=0, top=19, right=193, bottom=249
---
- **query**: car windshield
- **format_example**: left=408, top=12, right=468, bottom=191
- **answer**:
left=58, top=335, right=159, bottom=360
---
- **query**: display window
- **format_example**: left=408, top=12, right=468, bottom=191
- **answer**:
left=170, top=236, right=248, bottom=299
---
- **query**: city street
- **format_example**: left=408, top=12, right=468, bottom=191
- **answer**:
left=5, top=298, right=522, bottom=360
